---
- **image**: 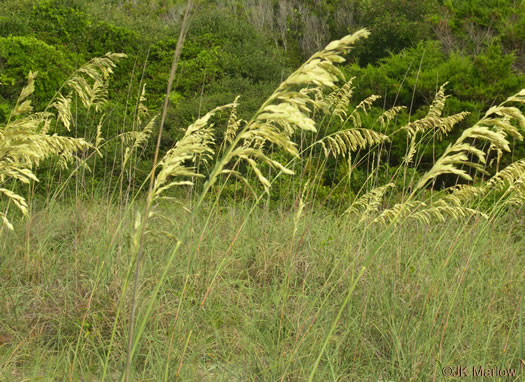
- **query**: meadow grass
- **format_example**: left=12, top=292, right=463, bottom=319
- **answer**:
left=0, top=197, right=523, bottom=380
left=1, top=26, right=524, bottom=381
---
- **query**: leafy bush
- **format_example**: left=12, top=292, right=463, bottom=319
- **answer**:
left=0, top=36, right=76, bottom=121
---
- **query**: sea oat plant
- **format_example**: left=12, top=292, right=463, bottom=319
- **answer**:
left=0, top=52, right=127, bottom=231
left=370, top=88, right=525, bottom=226
left=121, top=28, right=380, bottom=379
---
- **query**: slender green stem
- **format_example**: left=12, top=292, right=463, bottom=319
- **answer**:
left=123, top=2, right=194, bottom=380
left=307, top=266, right=366, bottom=382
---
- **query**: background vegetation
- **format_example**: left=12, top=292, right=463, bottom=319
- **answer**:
left=1, top=0, right=523, bottom=179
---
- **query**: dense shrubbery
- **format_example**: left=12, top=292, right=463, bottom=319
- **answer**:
left=0, top=36, right=76, bottom=121
left=0, top=0, right=523, bottom=195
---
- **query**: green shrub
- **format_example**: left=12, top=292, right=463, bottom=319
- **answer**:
left=0, top=36, right=76, bottom=121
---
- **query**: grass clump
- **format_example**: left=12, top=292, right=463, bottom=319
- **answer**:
left=0, top=200, right=523, bottom=380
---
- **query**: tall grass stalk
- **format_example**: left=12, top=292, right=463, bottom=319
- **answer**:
left=124, top=2, right=195, bottom=380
